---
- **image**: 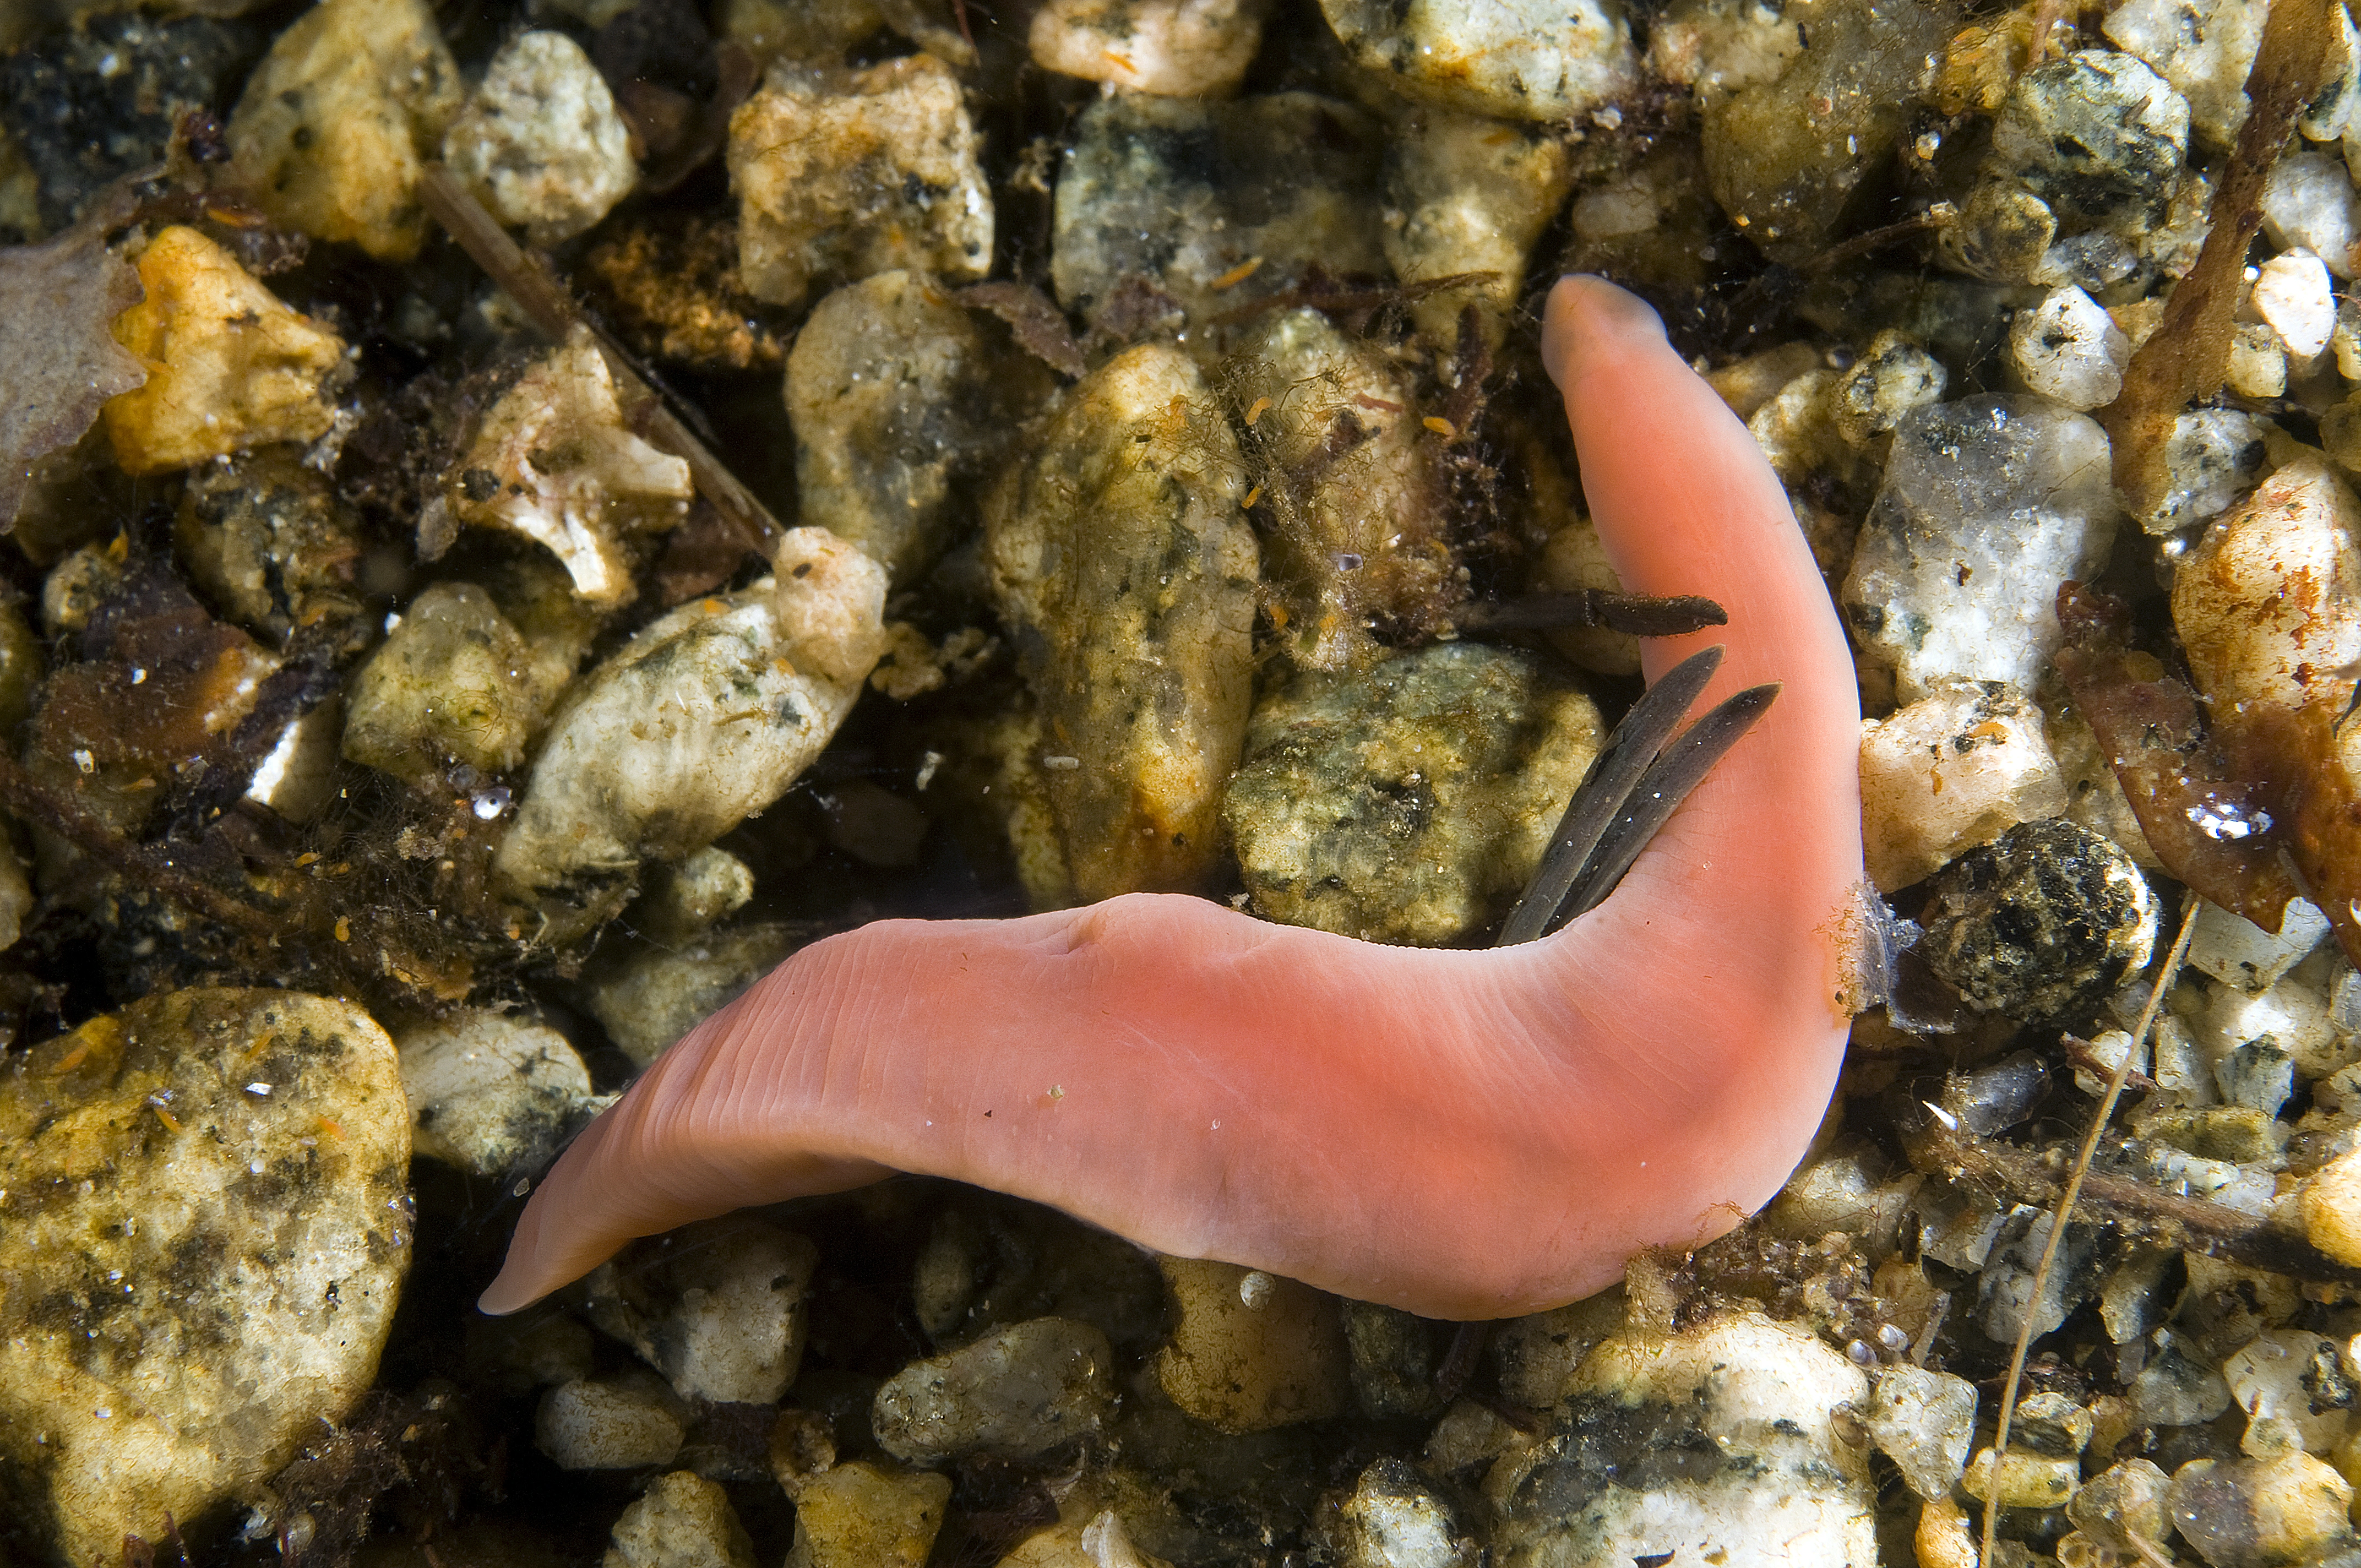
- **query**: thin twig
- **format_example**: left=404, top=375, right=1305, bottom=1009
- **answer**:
left=417, top=164, right=783, bottom=549
left=2063, top=1032, right=2159, bottom=1094
left=1981, top=901, right=2200, bottom=1568
left=1917, top=1115, right=2361, bottom=1284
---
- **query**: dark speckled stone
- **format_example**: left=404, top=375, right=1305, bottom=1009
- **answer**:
left=1921, top=817, right=2158, bottom=1022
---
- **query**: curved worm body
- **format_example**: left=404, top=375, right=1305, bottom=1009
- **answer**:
left=480, top=278, right=1865, bottom=1320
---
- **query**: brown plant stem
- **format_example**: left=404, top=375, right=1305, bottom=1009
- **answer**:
left=2097, top=0, right=2337, bottom=518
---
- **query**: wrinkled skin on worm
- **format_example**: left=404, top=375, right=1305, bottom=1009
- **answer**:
left=480, top=276, right=1865, bottom=1321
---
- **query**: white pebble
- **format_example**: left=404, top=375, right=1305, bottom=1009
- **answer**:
left=2222, top=1330, right=2355, bottom=1453
left=1030, top=0, right=1266, bottom=97
left=2263, top=151, right=2361, bottom=278
left=2008, top=286, right=2130, bottom=410
left=2253, top=249, right=2337, bottom=358
left=442, top=31, right=636, bottom=246
left=2189, top=898, right=2331, bottom=994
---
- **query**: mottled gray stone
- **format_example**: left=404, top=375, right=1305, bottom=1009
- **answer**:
left=176, top=443, right=367, bottom=654
left=983, top=342, right=1256, bottom=901
left=1223, top=644, right=1602, bottom=945
left=396, top=1008, right=594, bottom=1178
left=1489, top=1314, right=1875, bottom=1568
left=787, top=271, right=1055, bottom=587
left=2133, top=1329, right=2234, bottom=1427
left=872, top=1317, right=1117, bottom=1462
left=1226, top=308, right=1453, bottom=671
left=585, top=1217, right=819, bottom=1406
left=1701, top=0, right=1949, bottom=261
left=1977, top=1205, right=2102, bottom=1344
left=1342, top=1302, right=1446, bottom=1420
left=1990, top=50, right=2189, bottom=226
left=1051, top=92, right=1384, bottom=323
left=1921, top=818, right=2158, bottom=1022
left=2215, top=1038, right=2296, bottom=1118
left=2140, top=409, right=2268, bottom=535
left=583, top=921, right=802, bottom=1068
left=1326, top=1456, right=1474, bottom=1568
left=1831, top=329, right=1949, bottom=446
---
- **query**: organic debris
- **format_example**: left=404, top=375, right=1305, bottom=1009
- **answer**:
left=0, top=208, right=146, bottom=527
left=2098, top=0, right=2340, bottom=518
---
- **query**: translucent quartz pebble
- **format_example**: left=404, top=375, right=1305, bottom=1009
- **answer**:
left=1843, top=395, right=2119, bottom=699
left=1865, top=1364, right=1978, bottom=1500
left=2008, top=285, right=2130, bottom=410
left=2262, top=151, right=2361, bottom=278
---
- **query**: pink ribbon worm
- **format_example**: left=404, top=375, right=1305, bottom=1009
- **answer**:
left=480, top=277, right=1866, bottom=1320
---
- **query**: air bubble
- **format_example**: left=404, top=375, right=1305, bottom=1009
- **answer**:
left=2186, top=796, right=2272, bottom=840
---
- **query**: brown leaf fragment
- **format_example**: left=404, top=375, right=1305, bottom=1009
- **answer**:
left=0, top=220, right=148, bottom=530
left=958, top=281, right=1087, bottom=378
left=2098, top=0, right=2338, bottom=517
left=2219, top=701, right=2361, bottom=965
left=2051, top=581, right=2301, bottom=930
